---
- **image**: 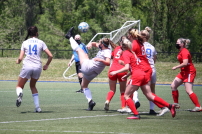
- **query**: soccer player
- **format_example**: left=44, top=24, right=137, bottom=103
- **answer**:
left=110, top=37, right=177, bottom=119
left=67, top=34, right=88, bottom=93
left=142, top=27, right=158, bottom=114
left=15, top=26, right=53, bottom=112
left=104, top=36, right=129, bottom=112
left=65, top=27, right=116, bottom=111
left=170, top=38, right=202, bottom=112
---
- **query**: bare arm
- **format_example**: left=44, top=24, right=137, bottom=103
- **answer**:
left=172, top=59, right=188, bottom=70
left=86, top=42, right=99, bottom=49
left=43, top=48, right=53, bottom=70
left=68, top=55, right=75, bottom=66
left=110, top=64, right=130, bottom=76
left=153, top=55, right=157, bottom=64
left=94, top=57, right=110, bottom=66
left=16, top=50, right=25, bottom=64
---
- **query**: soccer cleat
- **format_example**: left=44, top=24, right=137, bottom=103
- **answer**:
left=16, top=93, right=23, bottom=107
left=149, top=109, right=157, bottom=115
left=135, top=101, right=140, bottom=109
left=173, top=103, right=180, bottom=109
left=76, top=89, right=83, bottom=93
left=190, top=106, right=202, bottom=112
left=127, top=114, right=140, bottom=119
left=156, top=107, right=169, bottom=116
left=119, top=107, right=131, bottom=113
left=35, top=107, right=42, bottom=113
left=65, top=27, right=74, bottom=39
left=86, top=100, right=96, bottom=111
left=117, top=108, right=123, bottom=112
left=104, top=101, right=109, bottom=111
left=170, top=104, right=176, bottom=118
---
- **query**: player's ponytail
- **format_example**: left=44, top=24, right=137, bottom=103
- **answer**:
left=24, top=26, right=38, bottom=41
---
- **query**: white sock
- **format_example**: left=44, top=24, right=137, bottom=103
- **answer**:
left=70, top=37, right=79, bottom=51
left=16, top=87, right=23, bottom=96
left=149, top=101, right=155, bottom=110
left=133, top=91, right=139, bottom=103
left=32, top=93, right=40, bottom=108
left=83, top=88, right=92, bottom=102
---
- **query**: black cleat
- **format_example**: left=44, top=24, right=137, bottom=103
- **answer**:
left=16, top=93, right=23, bottom=107
left=65, top=27, right=74, bottom=39
left=76, top=89, right=84, bottom=93
left=149, top=109, right=157, bottom=115
left=87, top=100, right=96, bottom=111
left=135, top=101, right=140, bottom=109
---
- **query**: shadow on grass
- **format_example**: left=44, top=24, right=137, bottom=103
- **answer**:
left=21, top=111, right=54, bottom=114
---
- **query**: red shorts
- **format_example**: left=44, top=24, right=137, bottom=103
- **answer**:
left=144, top=68, right=152, bottom=82
left=108, top=72, right=127, bottom=82
left=176, top=71, right=196, bottom=83
left=127, top=69, right=151, bottom=86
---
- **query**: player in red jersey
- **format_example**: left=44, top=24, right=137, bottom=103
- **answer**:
left=171, top=38, right=202, bottom=112
left=104, top=36, right=127, bottom=112
left=110, top=38, right=177, bottom=119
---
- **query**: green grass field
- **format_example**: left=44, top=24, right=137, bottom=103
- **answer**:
left=0, top=81, right=202, bottom=134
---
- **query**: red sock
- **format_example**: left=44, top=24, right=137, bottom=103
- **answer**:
left=189, top=93, right=201, bottom=107
left=120, top=93, right=126, bottom=108
left=126, top=98, right=138, bottom=115
left=153, top=95, right=170, bottom=108
left=106, top=91, right=115, bottom=102
left=152, top=93, right=164, bottom=108
left=172, top=90, right=179, bottom=103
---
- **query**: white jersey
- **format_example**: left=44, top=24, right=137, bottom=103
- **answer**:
left=21, top=37, right=48, bottom=68
left=81, top=48, right=111, bottom=75
left=91, top=49, right=111, bottom=74
left=144, top=42, right=157, bottom=68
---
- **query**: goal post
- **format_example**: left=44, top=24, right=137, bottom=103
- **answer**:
left=63, top=20, right=141, bottom=80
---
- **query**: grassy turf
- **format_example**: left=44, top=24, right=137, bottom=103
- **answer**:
left=0, top=81, right=202, bottom=134
left=0, top=58, right=202, bottom=84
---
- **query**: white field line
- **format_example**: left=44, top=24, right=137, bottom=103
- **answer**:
left=0, top=90, right=62, bottom=92
left=0, top=129, right=132, bottom=134
left=0, top=114, right=124, bottom=124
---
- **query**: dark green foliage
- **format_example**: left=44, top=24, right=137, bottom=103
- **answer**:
left=0, top=0, right=202, bottom=60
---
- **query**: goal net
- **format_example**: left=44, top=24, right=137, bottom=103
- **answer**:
left=63, top=20, right=141, bottom=81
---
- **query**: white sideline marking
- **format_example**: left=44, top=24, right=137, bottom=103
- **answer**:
left=0, top=90, right=62, bottom=92
left=0, top=129, right=131, bottom=134
left=0, top=114, right=124, bottom=124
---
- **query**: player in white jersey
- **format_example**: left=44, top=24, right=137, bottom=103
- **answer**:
left=65, top=27, right=116, bottom=111
left=15, top=26, right=53, bottom=112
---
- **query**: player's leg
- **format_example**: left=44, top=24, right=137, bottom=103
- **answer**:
left=125, top=84, right=140, bottom=119
left=75, top=62, right=84, bottom=93
left=149, top=68, right=157, bottom=114
left=16, top=77, right=28, bottom=107
left=185, top=82, right=202, bottom=112
left=171, top=77, right=183, bottom=107
left=104, top=79, right=117, bottom=111
left=141, top=83, right=177, bottom=118
left=30, top=78, right=41, bottom=112
left=82, top=74, right=97, bottom=111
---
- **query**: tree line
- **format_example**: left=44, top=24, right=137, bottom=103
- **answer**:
left=0, top=0, right=202, bottom=59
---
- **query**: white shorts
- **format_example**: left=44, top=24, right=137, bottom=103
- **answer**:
left=80, top=59, right=99, bottom=81
left=151, top=67, right=156, bottom=84
left=19, top=65, right=42, bottom=79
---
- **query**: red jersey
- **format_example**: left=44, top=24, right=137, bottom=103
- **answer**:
left=109, top=46, right=125, bottom=72
left=132, top=40, right=151, bottom=71
left=121, top=50, right=141, bottom=74
left=177, top=48, right=196, bottom=72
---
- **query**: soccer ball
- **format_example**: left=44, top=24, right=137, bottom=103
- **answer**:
left=78, top=22, right=89, bottom=33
